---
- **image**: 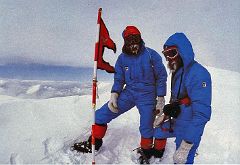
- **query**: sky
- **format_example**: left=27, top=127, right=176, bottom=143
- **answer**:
left=0, top=0, right=239, bottom=72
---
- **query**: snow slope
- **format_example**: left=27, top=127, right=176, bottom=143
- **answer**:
left=0, top=67, right=239, bottom=164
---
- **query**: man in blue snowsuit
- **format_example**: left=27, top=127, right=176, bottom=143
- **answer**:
left=73, top=26, right=167, bottom=162
left=153, top=33, right=212, bottom=164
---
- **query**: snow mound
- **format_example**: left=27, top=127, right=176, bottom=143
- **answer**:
left=26, top=84, right=41, bottom=94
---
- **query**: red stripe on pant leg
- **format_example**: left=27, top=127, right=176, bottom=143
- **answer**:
left=141, top=137, right=153, bottom=149
left=92, top=124, right=107, bottom=139
left=154, top=138, right=167, bottom=150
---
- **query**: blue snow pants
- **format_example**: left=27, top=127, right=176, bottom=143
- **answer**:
left=96, top=87, right=156, bottom=138
left=154, top=120, right=203, bottom=164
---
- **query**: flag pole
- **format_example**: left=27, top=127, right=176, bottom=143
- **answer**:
left=92, top=7, right=102, bottom=165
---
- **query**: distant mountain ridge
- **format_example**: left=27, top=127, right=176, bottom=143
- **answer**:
left=0, top=63, right=113, bottom=81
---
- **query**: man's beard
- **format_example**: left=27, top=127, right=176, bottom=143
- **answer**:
left=122, top=43, right=141, bottom=55
left=167, top=61, right=178, bottom=73
left=129, top=44, right=140, bottom=55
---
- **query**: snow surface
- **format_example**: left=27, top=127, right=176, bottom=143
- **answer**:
left=0, top=79, right=91, bottom=99
left=0, top=66, right=239, bottom=164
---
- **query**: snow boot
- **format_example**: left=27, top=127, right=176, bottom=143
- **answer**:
left=153, top=148, right=165, bottom=158
left=137, top=148, right=153, bottom=164
left=137, top=137, right=154, bottom=164
left=72, top=136, right=103, bottom=153
left=71, top=123, right=107, bottom=153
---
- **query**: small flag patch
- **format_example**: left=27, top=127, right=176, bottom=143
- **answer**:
left=202, top=82, right=207, bottom=87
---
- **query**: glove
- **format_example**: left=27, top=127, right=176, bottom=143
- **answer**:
left=153, top=97, right=165, bottom=127
left=107, top=93, right=119, bottom=113
left=156, top=96, right=165, bottom=111
left=153, top=115, right=165, bottom=128
left=173, top=140, right=193, bottom=164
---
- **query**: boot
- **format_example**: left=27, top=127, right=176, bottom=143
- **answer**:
left=72, top=136, right=103, bottom=153
left=138, top=148, right=153, bottom=164
left=138, top=137, right=154, bottom=164
left=72, top=123, right=107, bottom=153
left=153, top=148, right=165, bottom=158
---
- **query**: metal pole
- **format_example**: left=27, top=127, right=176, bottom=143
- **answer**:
left=92, top=8, right=102, bottom=165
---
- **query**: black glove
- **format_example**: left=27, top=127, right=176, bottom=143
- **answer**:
left=163, top=102, right=181, bottom=118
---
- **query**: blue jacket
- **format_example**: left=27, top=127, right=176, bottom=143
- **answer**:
left=111, top=45, right=167, bottom=97
left=164, top=33, right=212, bottom=143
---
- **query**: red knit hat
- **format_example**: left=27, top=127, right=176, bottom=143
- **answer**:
left=123, top=26, right=141, bottom=38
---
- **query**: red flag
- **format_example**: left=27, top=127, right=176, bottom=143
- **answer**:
left=95, top=11, right=116, bottom=73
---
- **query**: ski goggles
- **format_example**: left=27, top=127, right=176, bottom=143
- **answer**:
left=162, top=46, right=179, bottom=60
left=124, top=34, right=141, bottom=46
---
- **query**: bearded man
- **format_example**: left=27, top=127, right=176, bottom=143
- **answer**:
left=72, top=26, right=167, bottom=163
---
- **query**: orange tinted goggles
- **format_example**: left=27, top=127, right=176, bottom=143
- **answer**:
left=162, top=46, right=179, bottom=59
